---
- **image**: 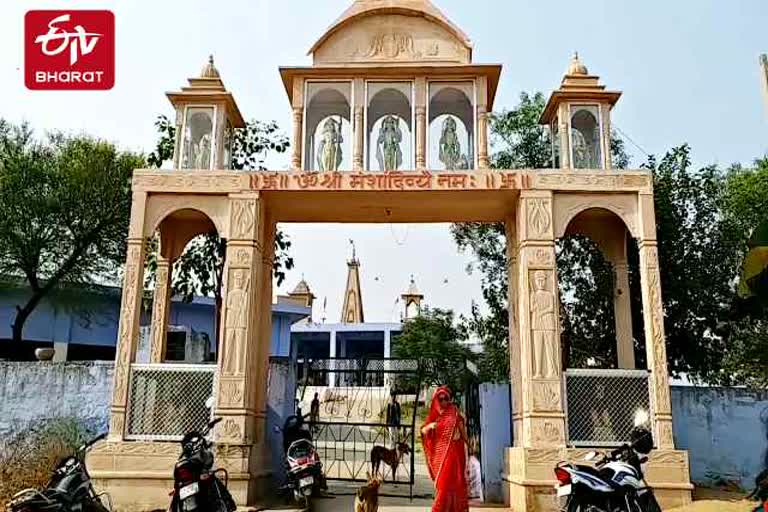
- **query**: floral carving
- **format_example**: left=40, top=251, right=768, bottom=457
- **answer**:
left=533, top=421, right=561, bottom=444
left=220, top=380, right=244, bottom=406
left=231, top=200, right=256, bottom=240
left=222, top=419, right=242, bottom=441
left=533, top=381, right=561, bottom=411
left=527, top=198, right=551, bottom=238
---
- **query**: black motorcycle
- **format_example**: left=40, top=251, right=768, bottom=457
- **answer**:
left=554, top=410, right=661, bottom=512
left=169, top=417, right=236, bottom=512
left=6, top=432, right=110, bottom=512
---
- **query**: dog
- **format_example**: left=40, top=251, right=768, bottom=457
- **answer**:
left=370, top=441, right=411, bottom=480
left=355, top=473, right=382, bottom=512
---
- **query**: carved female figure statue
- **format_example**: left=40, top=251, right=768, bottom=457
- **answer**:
left=376, top=115, right=403, bottom=171
left=530, top=271, right=558, bottom=379
left=438, top=117, right=462, bottom=170
left=317, top=117, right=343, bottom=171
left=571, top=128, right=596, bottom=169
left=194, top=133, right=212, bottom=169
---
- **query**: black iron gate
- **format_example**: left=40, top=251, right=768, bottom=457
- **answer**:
left=297, top=358, right=423, bottom=497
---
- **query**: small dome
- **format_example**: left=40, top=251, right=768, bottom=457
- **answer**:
left=200, top=55, right=220, bottom=78
left=567, top=52, right=589, bottom=76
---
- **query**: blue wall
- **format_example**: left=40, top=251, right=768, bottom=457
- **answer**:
left=0, top=288, right=308, bottom=356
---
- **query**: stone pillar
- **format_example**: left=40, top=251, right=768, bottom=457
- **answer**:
left=329, top=330, right=337, bottom=388
left=505, top=217, right=523, bottom=444
left=291, top=107, right=303, bottom=170
left=108, top=192, right=147, bottom=441
left=149, top=256, right=172, bottom=363
left=415, top=77, right=427, bottom=170
left=477, top=105, right=489, bottom=169
left=558, top=103, right=571, bottom=170
left=637, top=194, right=674, bottom=449
left=614, top=258, right=636, bottom=369
left=601, top=104, right=613, bottom=170
left=353, top=105, right=364, bottom=171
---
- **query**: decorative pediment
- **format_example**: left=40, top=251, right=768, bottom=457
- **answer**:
left=310, top=1, right=472, bottom=65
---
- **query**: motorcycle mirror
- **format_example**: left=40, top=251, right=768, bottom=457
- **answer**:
left=634, top=408, right=649, bottom=427
left=205, top=396, right=214, bottom=409
left=584, top=451, right=598, bottom=461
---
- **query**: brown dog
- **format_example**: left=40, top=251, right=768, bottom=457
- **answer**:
left=355, top=473, right=382, bottom=512
left=370, top=441, right=411, bottom=480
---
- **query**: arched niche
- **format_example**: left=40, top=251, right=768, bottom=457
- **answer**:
left=304, top=82, right=352, bottom=171
left=554, top=194, right=638, bottom=241
left=366, top=82, right=413, bottom=171
left=569, top=105, right=603, bottom=169
left=428, top=81, right=475, bottom=170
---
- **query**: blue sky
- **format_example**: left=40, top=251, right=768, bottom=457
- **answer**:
left=1, top=0, right=766, bottom=322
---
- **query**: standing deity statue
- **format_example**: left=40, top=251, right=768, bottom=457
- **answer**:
left=317, top=117, right=343, bottom=171
left=530, top=270, right=558, bottom=379
left=571, top=128, right=596, bottom=168
left=438, top=116, right=462, bottom=170
left=223, top=270, right=249, bottom=375
left=376, top=115, right=403, bottom=171
left=193, top=133, right=211, bottom=169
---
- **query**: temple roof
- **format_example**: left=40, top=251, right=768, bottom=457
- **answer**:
left=308, top=0, right=473, bottom=58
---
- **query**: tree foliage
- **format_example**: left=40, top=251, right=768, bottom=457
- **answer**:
left=393, top=308, right=476, bottom=392
left=0, top=120, right=143, bottom=343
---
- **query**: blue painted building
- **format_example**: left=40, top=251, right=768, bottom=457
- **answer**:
left=0, top=284, right=310, bottom=361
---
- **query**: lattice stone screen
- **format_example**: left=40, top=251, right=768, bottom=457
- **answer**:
left=126, top=364, right=215, bottom=441
left=564, top=369, right=651, bottom=447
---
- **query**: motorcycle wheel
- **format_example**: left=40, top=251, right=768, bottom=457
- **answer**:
left=564, top=497, right=608, bottom=512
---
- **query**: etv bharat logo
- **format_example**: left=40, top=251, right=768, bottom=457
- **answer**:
left=25, top=10, right=114, bottom=90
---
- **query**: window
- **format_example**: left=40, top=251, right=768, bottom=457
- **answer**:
left=428, top=81, right=475, bottom=170
left=366, top=81, right=413, bottom=171
left=181, top=106, right=215, bottom=170
left=569, top=105, right=602, bottom=169
left=304, top=82, right=352, bottom=171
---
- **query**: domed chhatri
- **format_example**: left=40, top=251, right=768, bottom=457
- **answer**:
left=567, top=51, right=589, bottom=76
left=200, top=54, right=221, bottom=79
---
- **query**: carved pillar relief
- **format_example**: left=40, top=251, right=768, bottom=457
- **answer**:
left=516, top=193, right=566, bottom=447
left=614, top=260, right=636, bottom=369
left=353, top=105, right=364, bottom=171
left=415, top=106, right=427, bottom=169
left=149, top=256, right=172, bottom=364
left=505, top=219, right=523, bottom=445
left=639, top=242, right=674, bottom=449
left=291, top=107, right=303, bottom=170
left=601, top=103, right=612, bottom=170
left=558, top=103, right=571, bottom=170
left=477, top=105, right=490, bottom=169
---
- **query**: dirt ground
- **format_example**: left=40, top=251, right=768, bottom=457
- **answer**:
left=667, top=487, right=755, bottom=512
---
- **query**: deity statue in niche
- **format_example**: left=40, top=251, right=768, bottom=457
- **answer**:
left=376, top=115, right=403, bottom=171
left=317, top=117, right=343, bottom=172
left=571, top=128, right=597, bottom=169
left=438, top=116, right=463, bottom=170
left=193, top=133, right=212, bottom=169
left=223, top=270, right=249, bottom=375
left=530, top=271, right=558, bottom=379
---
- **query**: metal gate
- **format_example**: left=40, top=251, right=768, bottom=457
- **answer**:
left=296, top=358, right=424, bottom=497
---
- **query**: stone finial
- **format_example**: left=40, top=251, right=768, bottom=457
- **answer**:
left=567, top=51, right=589, bottom=76
left=200, top=54, right=220, bottom=79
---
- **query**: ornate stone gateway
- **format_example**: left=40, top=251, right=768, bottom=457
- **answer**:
left=88, top=1, right=693, bottom=510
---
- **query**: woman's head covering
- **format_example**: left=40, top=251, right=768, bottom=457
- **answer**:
left=422, top=386, right=458, bottom=482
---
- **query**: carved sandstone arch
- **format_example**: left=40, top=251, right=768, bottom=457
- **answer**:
left=554, top=193, right=638, bottom=240
left=144, top=194, right=230, bottom=240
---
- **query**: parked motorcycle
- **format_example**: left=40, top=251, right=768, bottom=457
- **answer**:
left=553, top=410, right=661, bottom=512
left=6, top=432, right=111, bottom=512
left=275, top=414, right=326, bottom=508
left=168, top=417, right=236, bottom=512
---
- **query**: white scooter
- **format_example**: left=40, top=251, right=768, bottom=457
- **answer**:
left=553, top=410, right=661, bottom=512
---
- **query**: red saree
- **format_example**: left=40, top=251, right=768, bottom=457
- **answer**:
left=421, top=387, right=468, bottom=512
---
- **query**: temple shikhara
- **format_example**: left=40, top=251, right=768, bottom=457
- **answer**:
left=88, top=0, right=694, bottom=510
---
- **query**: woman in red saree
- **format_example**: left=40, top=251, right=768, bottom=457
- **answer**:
left=421, top=386, right=469, bottom=512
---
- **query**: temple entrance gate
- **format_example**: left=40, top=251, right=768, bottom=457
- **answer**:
left=297, top=357, right=424, bottom=498
left=87, top=1, right=693, bottom=511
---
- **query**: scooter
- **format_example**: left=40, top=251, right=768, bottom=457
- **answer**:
left=168, top=417, right=236, bottom=512
left=553, top=410, right=662, bottom=512
left=6, top=432, right=111, bottom=512
left=275, top=414, right=326, bottom=508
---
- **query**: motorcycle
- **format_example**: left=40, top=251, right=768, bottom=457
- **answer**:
left=169, top=417, right=236, bottom=512
left=6, top=432, right=111, bottom=512
left=553, top=410, right=662, bottom=512
left=275, top=414, right=326, bottom=508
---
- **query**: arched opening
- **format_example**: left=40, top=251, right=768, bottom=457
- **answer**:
left=304, top=82, right=352, bottom=171
left=143, top=208, right=224, bottom=365
left=366, top=82, right=413, bottom=171
left=569, top=105, right=602, bottom=169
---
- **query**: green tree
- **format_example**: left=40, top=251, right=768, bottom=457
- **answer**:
left=393, top=308, right=476, bottom=392
left=0, top=120, right=143, bottom=343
